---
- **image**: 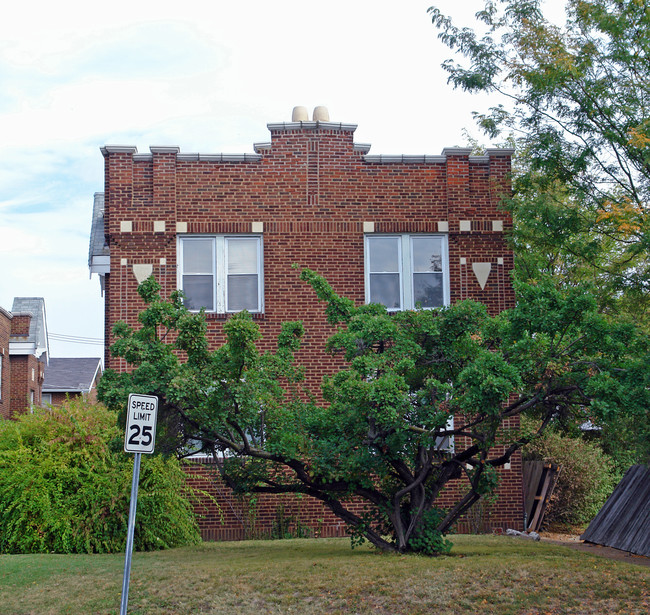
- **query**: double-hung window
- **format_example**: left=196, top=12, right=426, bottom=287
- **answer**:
left=365, top=234, right=449, bottom=310
left=179, top=235, right=263, bottom=313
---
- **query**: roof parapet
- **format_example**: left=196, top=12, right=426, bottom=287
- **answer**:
left=267, top=121, right=358, bottom=133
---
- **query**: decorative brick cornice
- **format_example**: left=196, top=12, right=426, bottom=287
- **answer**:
left=267, top=121, right=358, bottom=133
left=195, top=153, right=262, bottom=162
left=150, top=146, right=180, bottom=154
left=354, top=143, right=371, bottom=154
left=364, top=154, right=446, bottom=164
left=441, top=147, right=473, bottom=157
left=486, top=148, right=516, bottom=157
left=101, top=145, right=138, bottom=156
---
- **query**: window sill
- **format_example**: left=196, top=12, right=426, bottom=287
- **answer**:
left=203, top=312, right=265, bottom=321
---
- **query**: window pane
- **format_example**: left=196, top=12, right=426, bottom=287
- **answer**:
left=435, top=416, right=454, bottom=452
left=183, top=239, right=214, bottom=274
left=228, top=275, right=259, bottom=311
left=227, top=238, right=258, bottom=274
left=368, top=237, right=399, bottom=272
left=182, top=275, right=214, bottom=311
left=413, top=273, right=443, bottom=308
left=412, top=236, right=442, bottom=272
left=369, top=273, right=400, bottom=309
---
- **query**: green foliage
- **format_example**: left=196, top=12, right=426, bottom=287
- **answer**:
left=430, top=0, right=650, bottom=325
left=99, top=273, right=649, bottom=555
left=523, top=426, right=619, bottom=528
left=0, top=398, right=200, bottom=554
left=270, top=502, right=311, bottom=540
left=430, top=0, right=650, bottom=463
left=407, top=508, right=453, bottom=556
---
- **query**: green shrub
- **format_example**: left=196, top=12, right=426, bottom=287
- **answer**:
left=523, top=428, right=619, bottom=529
left=0, top=399, right=200, bottom=554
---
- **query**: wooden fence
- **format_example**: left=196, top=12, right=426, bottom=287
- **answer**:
left=581, top=464, right=650, bottom=557
left=523, top=460, right=560, bottom=532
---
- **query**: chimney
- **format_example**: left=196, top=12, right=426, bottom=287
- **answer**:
left=312, top=106, right=329, bottom=121
left=291, top=106, right=330, bottom=122
left=292, top=106, right=309, bottom=121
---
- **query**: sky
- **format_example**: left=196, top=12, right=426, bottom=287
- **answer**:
left=0, top=0, right=564, bottom=361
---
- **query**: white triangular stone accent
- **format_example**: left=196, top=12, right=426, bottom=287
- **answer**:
left=472, top=262, right=492, bottom=290
left=132, top=264, right=153, bottom=284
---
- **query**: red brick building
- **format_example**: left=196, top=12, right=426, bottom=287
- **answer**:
left=90, top=109, right=523, bottom=538
left=0, top=306, right=10, bottom=418
left=0, top=298, right=49, bottom=419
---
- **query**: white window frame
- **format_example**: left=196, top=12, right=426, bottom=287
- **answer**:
left=364, top=234, right=450, bottom=310
left=178, top=235, right=263, bottom=313
left=0, top=354, right=3, bottom=400
left=435, top=415, right=455, bottom=452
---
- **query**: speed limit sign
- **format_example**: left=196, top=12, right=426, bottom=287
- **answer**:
left=121, top=393, right=159, bottom=614
left=124, top=393, right=158, bottom=454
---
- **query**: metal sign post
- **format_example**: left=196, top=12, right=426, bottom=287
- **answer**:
left=120, top=393, right=158, bottom=615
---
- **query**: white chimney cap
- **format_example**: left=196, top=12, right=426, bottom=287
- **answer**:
left=292, top=106, right=309, bottom=122
left=312, top=106, right=330, bottom=122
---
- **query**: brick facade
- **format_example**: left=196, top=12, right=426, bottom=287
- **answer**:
left=44, top=390, right=99, bottom=407
left=0, top=308, right=10, bottom=419
left=9, top=354, right=43, bottom=413
left=185, top=460, right=358, bottom=541
left=96, top=115, right=524, bottom=538
left=0, top=305, right=47, bottom=419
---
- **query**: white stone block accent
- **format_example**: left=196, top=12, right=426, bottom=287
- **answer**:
left=176, top=222, right=188, bottom=233
left=498, top=257, right=504, bottom=265
left=120, top=221, right=132, bottom=233
left=460, top=257, right=467, bottom=265
left=492, top=220, right=503, bottom=232
left=160, top=258, right=167, bottom=265
left=251, top=222, right=264, bottom=233
left=121, top=258, right=128, bottom=266
left=363, top=221, right=375, bottom=233
left=154, top=221, right=166, bottom=233
left=459, top=220, right=471, bottom=232
left=437, top=221, right=449, bottom=232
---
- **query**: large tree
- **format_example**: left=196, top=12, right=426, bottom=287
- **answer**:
left=98, top=274, right=649, bottom=554
left=429, top=0, right=650, bottom=322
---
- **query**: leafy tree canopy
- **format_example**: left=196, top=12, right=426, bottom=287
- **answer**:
left=99, top=275, right=649, bottom=554
left=429, top=0, right=650, bottom=322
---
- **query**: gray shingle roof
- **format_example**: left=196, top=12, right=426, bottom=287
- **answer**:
left=88, top=192, right=109, bottom=267
left=42, top=357, right=102, bottom=392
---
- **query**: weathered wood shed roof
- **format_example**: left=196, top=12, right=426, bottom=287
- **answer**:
left=581, top=465, right=650, bottom=557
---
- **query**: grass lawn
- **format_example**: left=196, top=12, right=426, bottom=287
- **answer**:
left=1, top=536, right=648, bottom=614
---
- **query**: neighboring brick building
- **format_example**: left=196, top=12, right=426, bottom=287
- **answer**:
left=42, top=357, right=103, bottom=406
left=90, top=108, right=523, bottom=538
left=0, top=306, right=11, bottom=419
left=0, top=298, right=49, bottom=419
